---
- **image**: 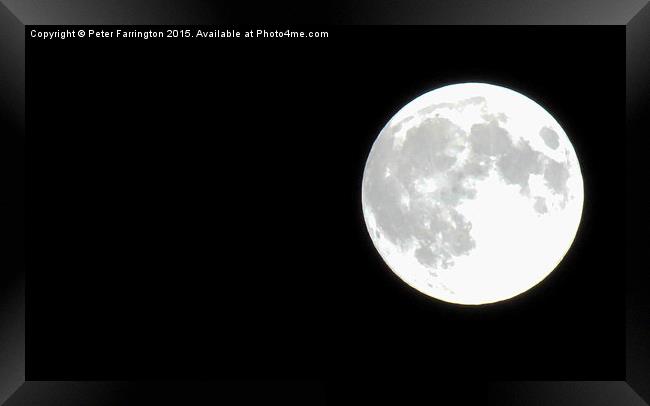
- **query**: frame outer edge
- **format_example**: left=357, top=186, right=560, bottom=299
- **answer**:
left=626, top=2, right=650, bottom=405
left=0, top=1, right=26, bottom=404
left=0, top=0, right=646, bottom=404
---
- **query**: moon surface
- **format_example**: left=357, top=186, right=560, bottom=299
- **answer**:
left=362, top=83, right=583, bottom=305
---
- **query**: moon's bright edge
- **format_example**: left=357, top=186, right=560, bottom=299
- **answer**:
left=361, top=83, right=584, bottom=305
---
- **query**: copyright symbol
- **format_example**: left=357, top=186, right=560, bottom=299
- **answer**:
left=78, top=30, right=85, bottom=37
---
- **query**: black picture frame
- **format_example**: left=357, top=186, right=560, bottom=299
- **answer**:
left=1, top=1, right=648, bottom=404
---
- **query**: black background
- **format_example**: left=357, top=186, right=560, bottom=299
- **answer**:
left=26, top=26, right=625, bottom=382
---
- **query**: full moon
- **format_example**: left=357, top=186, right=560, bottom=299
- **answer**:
left=362, top=83, right=583, bottom=305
